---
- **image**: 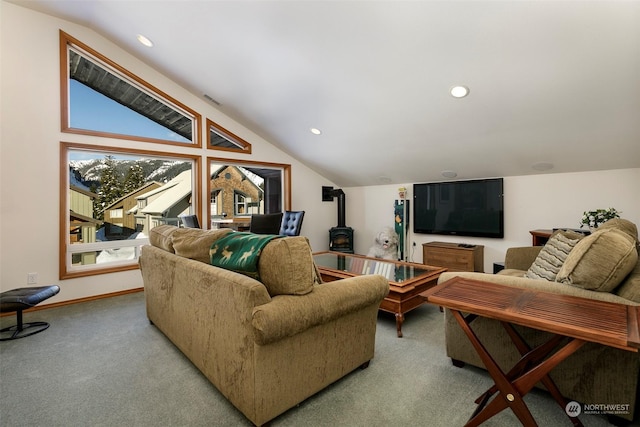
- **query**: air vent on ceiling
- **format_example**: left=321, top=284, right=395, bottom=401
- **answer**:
left=203, top=94, right=221, bottom=106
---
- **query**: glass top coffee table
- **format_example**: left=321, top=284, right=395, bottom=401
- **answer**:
left=313, top=251, right=446, bottom=337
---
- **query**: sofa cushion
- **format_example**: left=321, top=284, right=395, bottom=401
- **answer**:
left=556, top=228, right=638, bottom=292
left=258, top=236, right=319, bottom=296
left=504, top=246, right=543, bottom=271
left=498, top=269, right=527, bottom=278
left=148, top=225, right=178, bottom=252
left=598, top=218, right=639, bottom=243
left=172, top=228, right=233, bottom=264
left=524, top=231, right=582, bottom=281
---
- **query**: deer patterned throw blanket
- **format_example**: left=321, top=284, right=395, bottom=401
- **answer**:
left=210, top=232, right=282, bottom=279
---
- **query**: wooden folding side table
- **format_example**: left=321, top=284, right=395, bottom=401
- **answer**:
left=422, top=277, right=640, bottom=427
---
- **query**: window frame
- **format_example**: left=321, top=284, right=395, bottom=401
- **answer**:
left=60, top=30, right=202, bottom=148
left=234, top=191, right=249, bottom=216
left=210, top=189, right=222, bottom=218
left=60, top=141, right=202, bottom=279
left=207, top=119, right=252, bottom=154
left=110, top=208, right=124, bottom=219
left=207, top=157, right=291, bottom=229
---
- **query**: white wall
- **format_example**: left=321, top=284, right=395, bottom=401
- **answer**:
left=0, top=2, right=338, bottom=302
left=346, top=168, right=640, bottom=273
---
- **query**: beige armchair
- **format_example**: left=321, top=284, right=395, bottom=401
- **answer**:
left=438, top=219, right=640, bottom=422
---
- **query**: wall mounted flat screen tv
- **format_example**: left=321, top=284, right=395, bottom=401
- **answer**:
left=413, top=178, right=504, bottom=238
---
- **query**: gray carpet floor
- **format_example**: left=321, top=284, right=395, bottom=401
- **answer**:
left=0, top=291, right=622, bottom=426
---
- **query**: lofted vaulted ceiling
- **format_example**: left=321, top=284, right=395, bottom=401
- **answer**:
left=10, top=0, right=640, bottom=187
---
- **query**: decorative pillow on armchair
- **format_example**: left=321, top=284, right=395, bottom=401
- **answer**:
left=598, top=218, right=639, bottom=243
left=556, top=228, right=638, bottom=292
left=524, top=231, right=582, bottom=281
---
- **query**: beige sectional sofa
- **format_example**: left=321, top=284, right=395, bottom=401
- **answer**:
left=438, top=219, right=640, bottom=422
left=139, top=226, right=389, bottom=426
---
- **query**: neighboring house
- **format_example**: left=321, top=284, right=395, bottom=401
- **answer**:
left=102, top=181, right=162, bottom=239
left=135, top=170, right=193, bottom=233
left=69, top=184, right=101, bottom=266
left=210, top=165, right=263, bottom=219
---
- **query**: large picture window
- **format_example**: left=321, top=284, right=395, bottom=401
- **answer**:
left=61, top=142, right=201, bottom=279
left=60, top=31, right=202, bottom=147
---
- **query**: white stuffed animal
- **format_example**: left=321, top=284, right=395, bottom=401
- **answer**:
left=367, top=227, right=399, bottom=260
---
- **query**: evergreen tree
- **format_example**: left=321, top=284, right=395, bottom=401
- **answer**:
left=123, top=162, right=146, bottom=194
left=94, top=155, right=123, bottom=220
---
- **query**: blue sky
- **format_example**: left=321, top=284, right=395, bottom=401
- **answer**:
left=69, top=80, right=190, bottom=143
left=68, top=150, right=138, bottom=162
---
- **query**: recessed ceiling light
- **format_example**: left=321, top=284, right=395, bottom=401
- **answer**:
left=136, top=34, right=154, bottom=47
left=442, top=170, right=458, bottom=178
left=310, top=128, right=322, bottom=135
left=450, top=85, right=469, bottom=98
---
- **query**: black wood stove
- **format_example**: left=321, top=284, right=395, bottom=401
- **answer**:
left=326, top=188, right=354, bottom=254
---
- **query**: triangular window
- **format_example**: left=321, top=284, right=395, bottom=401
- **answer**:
left=61, top=31, right=201, bottom=147
left=207, top=119, right=252, bottom=153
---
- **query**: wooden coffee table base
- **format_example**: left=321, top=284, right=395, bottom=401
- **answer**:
left=313, top=252, right=446, bottom=338
left=452, top=311, right=584, bottom=427
left=379, top=281, right=439, bottom=338
left=322, top=273, right=441, bottom=338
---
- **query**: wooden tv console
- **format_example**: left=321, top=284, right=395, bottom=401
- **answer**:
left=422, top=242, right=484, bottom=273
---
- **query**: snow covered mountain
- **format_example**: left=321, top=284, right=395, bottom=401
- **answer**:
left=69, top=158, right=191, bottom=188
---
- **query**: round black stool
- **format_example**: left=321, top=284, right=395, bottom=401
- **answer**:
left=0, top=286, right=60, bottom=341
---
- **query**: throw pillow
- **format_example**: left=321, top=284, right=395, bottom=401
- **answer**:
left=556, top=228, right=638, bottom=292
left=597, top=218, right=639, bottom=244
left=148, top=225, right=178, bottom=253
left=258, top=236, right=319, bottom=296
left=524, top=232, right=582, bottom=281
left=172, top=228, right=233, bottom=264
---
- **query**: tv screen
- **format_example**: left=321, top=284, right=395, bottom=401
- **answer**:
left=413, top=178, right=504, bottom=238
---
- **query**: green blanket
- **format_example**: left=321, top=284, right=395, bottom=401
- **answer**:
left=210, top=232, right=282, bottom=279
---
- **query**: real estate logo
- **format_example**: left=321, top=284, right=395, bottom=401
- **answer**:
left=565, top=401, right=630, bottom=417
left=565, top=401, right=581, bottom=417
